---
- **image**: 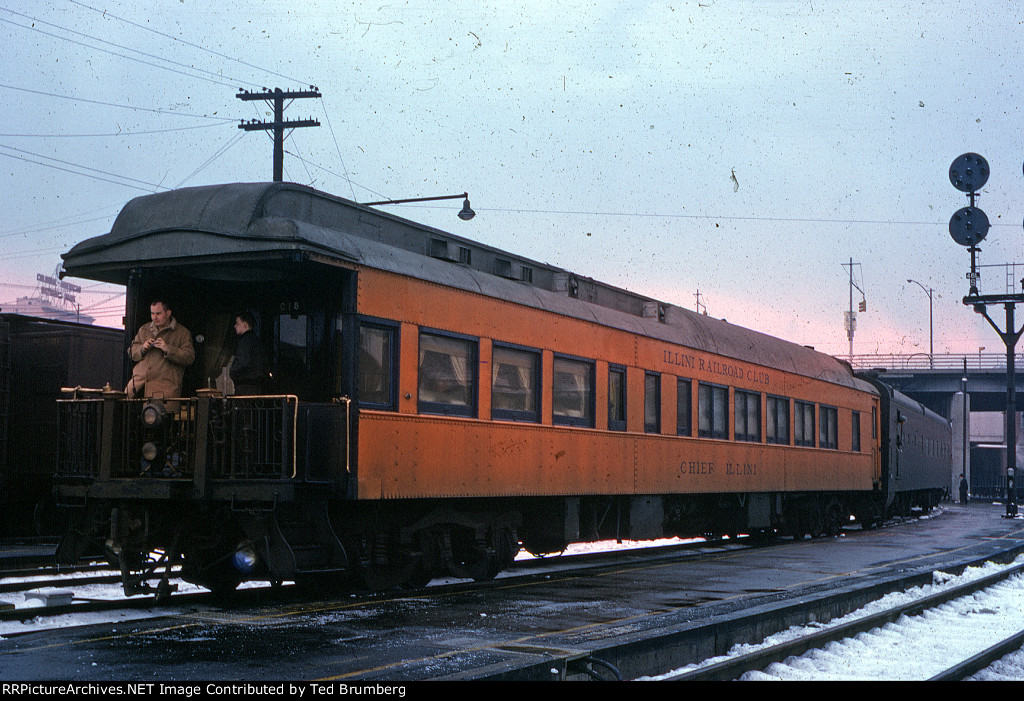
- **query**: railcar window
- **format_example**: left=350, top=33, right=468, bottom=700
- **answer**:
left=677, top=378, right=692, bottom=436
left=278, top=314, right=308, bottom=366
left=735, top=390, right=761, bottom=442
left=795, top=400, right=815, bottom=447
left=418, top=331, right=477, bottom=417
left=553, top=356, right=595, bottom=427
left=608, top=366, right=627, bottom=431
left=698, top=383, right=728, bottom=439
left=644, top=372, right=661, bottom=433
left=819, top=406, right=838, bottom=449
left=491, top=345, right=540, bottom=422
left=767, top=395, right=790, bottom=445
left=852, top=411, right=861, bottom=452
left=358, top=323, right=397, bottom=409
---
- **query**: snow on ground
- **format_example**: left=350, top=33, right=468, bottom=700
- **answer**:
left=641, top=555, right=1024, bottom=681
left=0, top=570, right=210, bottom=639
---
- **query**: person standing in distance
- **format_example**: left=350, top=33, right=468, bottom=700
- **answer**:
left=126, top=299, right=195, bottom=400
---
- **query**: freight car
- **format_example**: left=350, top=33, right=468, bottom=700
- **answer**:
left=0, top=313, right=122, bottom=536
left=52, top=182, right=950, bottom=597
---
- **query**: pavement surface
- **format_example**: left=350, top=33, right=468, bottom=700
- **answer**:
left=2, top=501, right=1024, bottom=681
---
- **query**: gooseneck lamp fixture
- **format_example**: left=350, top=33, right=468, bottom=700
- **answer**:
left=362, top=192, right=475, bottom=221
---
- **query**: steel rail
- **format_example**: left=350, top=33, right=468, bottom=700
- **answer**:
left=928, top=630, right=1024, bottom=681
left=665, top=561, right=1024, bottom=681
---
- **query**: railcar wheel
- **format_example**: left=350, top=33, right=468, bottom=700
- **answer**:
left=349, top=532, right=425, bottom=591
left=401, top=561, right=433, bottom=589
left=356, top=558, right=427, bottom=591
left=296, top=571, right=354, bottom=595
left=822, top=500, right=844, bottom=537
left=33, top=497, right=71, bottom=537
left=186, top=554, right=242, bottom=596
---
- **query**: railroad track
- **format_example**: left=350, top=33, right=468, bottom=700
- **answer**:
left=0, top=515, right=938, bottom=635
left=0, top=516, right=935, bottom=631
left=0, top=536, right=755, bottom=628
left=661, top=559, right=1024, bottom=681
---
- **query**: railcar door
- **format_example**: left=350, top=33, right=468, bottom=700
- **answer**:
left=125, top=264, right=357, bottom=489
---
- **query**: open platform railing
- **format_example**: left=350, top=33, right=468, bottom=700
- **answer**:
left=57, top=392, right=312, bottom=483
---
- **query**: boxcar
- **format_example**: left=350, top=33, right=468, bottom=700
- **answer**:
left=0, top=314, right=122, bottom=535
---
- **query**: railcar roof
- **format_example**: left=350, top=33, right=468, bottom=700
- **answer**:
left=63, top=182, right=866, bottom=389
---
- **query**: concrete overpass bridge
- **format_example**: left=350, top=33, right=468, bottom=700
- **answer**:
left=850, top=352, right=1024, bottom=415
left=849, top=353, right=1024, bottom=500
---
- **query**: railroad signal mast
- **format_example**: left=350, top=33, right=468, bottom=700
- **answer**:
left=948, top=152, right=1020, bottom=517
left=237, top=87, right=321, bottom=182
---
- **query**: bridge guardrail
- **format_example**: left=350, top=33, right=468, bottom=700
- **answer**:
left=849, top=353, right=1024, bottom=372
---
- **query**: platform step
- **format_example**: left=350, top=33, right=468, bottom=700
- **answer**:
left=267, top=506, right=348, bottom=577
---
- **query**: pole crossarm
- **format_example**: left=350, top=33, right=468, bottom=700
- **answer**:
left=236, top=87, right=322, bottom=182
left=237, top=89, right=321, bottom=101
left=965, top=294, right=1024, bottom=347
left=239, top=119, right=320, bottom=131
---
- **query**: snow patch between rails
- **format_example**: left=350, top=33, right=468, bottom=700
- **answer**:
left=640, top=555, right=1024, bottom=681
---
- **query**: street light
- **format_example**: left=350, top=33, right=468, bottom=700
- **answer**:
left=907, top=279, right=934, bottom=368
left=361, top=192, right=475, bottom=221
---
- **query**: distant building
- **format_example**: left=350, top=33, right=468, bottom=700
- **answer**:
left=0, top=269, right=94, bottom=325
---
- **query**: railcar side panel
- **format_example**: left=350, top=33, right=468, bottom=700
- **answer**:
left=358, top=413, right=874, bottom=499
left=355, top=268, right=878, bottom=500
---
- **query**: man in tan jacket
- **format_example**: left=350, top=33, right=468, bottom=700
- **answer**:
left=126, top=299, right=195, bottom=399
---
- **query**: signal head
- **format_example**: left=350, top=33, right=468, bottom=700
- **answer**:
left=949, top=153, right=989, bottom=192
left=949, top=206, right=989, bottom=246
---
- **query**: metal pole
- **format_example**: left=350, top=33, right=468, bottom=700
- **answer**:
left=948, top=153, right=1019, bottom=516
left=928, top=289, right=934, bottom=367
left=1008, top=303, right=1018, bottom=516
left=848, top=257, right=854, bottom=360
left=962, top=360, right=969, bottom=500
left=908, top=279, right=934, bottom=368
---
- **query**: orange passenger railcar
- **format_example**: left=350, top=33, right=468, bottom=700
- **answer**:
left=52, top=183, right=942, bottom=596
left=355, top=266, right=879, bottom=501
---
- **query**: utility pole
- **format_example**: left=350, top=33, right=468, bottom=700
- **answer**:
left=842, top=259, right=866, bottom=361
left=237, top=87, right=321, bottom=182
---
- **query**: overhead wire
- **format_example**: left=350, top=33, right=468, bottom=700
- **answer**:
left=0, top=82, right=233, bottom=121
left=0, top=144, right=164, bottom=192
left=66, top=0, right=311, bottom=87
left=5, top=2, right=357, bottom=251
left=0, top=123, right=237, bottom=139
left=63, top=2, right=360, bottom=195
left=0, top=9, right=247, bottom=89
left=172, top=132, right=246, bottom=188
